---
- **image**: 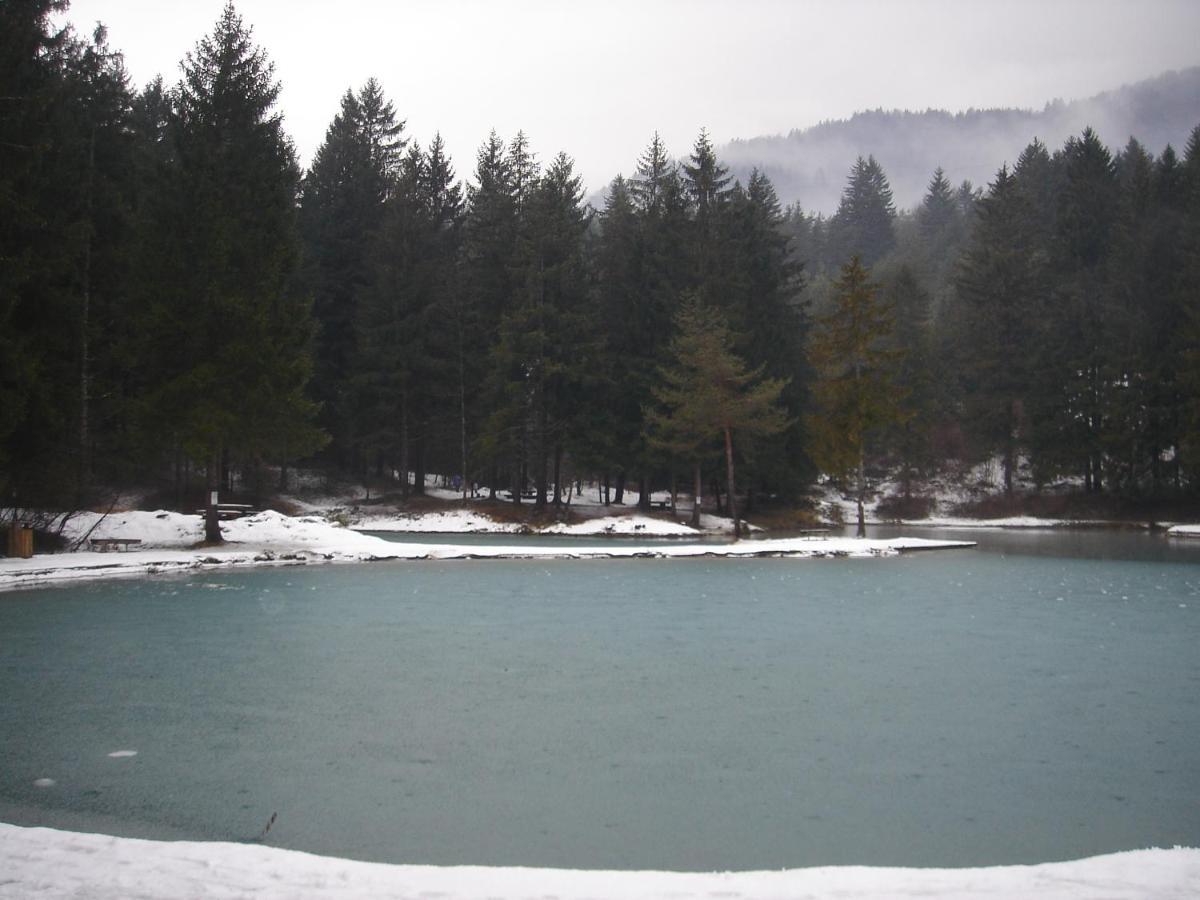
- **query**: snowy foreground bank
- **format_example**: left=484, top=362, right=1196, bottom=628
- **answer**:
left=0, top=510, right=971, bottom=590
left=1, top=825, right=1196, bottom=900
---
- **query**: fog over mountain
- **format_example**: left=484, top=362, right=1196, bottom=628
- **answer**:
left=720, top=67, right=1200, bottom=215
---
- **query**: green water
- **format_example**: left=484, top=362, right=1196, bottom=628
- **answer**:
left=1, top=532, right=1198, bottom=870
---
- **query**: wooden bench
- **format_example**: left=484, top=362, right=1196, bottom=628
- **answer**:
left=89, top=538, right=143, bottom=552
left=193, top=504, right=257, bottom=520
left=651, top=500, right=672, bottom=510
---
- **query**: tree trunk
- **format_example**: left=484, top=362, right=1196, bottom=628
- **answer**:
left=691, top=463, right=702, bottom=529
left=205, top=450, right=222, bottom=544
left=173, top=443, right=183, bottom=511
left=603, top=472, right=610, bottom=506
left=1003, top=398, right=1016, bottom=495
left=552, top=443, right=563, bottom=507
left=670, top=472, right=677, bottom=515
left=856, top=445, right=867, bottom=538
left=399, top=392, right=410, bottom=500
left=724, top=426, right=740, bottom=539
left=638, top=475, right=650, bottom=511
left=614, top=471, right=625, bottom=505
left=458, top=296, right=469, bottom=503
left=413, top=434, right=426, bottom=496
left=79, top=126, right=96, bottom=489
left=535, top=405, right=548, bottom=510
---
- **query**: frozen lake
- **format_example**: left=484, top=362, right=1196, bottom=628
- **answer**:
left=2, top=530, right=1198, bottom=870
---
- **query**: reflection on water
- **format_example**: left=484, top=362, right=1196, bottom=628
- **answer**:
left=1, top=532, right=1198, bottom=871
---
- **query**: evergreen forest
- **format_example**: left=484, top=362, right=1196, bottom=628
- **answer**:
left=4, top=1, right=1200, bottom=528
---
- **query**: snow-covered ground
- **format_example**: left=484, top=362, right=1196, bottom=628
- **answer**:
left=1168, top=524, right=1200, bottom=537
left=353, top=508, right=531, bottom=533
left=0, top=508, right=971, bottom=590
left=0, top=824, right=1195, bottom=899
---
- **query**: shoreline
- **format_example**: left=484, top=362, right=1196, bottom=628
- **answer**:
left=0, top=528, right=975, bottom=592
left=0, top=823, right=1196, bottom=899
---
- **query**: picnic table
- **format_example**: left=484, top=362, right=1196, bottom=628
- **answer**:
left=88, top=537, right=143, bottom=552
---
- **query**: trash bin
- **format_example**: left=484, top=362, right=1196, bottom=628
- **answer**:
left=7, top=524, right=33, bottom=559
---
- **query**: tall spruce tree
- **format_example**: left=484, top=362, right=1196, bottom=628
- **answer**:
left=826, top=155, right=897, bottom=268
left=299, top=78, right=405, bottom=467
left=956, top=165, right=1046, bottom=492
left=1035, top=128, right=1119, bottom=492
left=882, top=265, right=935, bottom=494
left=142, top=2, right=323, bottom=541
left=1, top=4, right=138, bottom=506
left=681, top=128, right=733, bottom=301
left=721, top=169, right=811, bottom=499
left=356, top=136, right=463, bottom=496
left=609, top=133, right=690, bottom=504
left=462, top=131, right=518, bottom=497
left=806, top=257, right=906, bottom=535
left=490, top=152, right=593, bottom=510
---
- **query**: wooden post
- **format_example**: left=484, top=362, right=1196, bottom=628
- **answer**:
left=8, top=524, right=33, bottom=559
left=724, top=425, right=741, bottom=539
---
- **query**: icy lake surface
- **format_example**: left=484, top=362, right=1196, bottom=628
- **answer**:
left=2, top=531, right=1198, bottom=871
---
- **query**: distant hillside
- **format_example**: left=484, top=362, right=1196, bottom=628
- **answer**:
left=721, top=67, right=1200, bottom=215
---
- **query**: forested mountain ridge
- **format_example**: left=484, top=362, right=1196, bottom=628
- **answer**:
left=721, top=67, right=1200, bottom=214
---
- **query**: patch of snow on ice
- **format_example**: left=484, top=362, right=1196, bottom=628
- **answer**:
left=106, top=750, right=137, bottom=758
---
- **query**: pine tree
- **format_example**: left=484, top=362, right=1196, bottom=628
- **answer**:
left=882, top=265, right=934, bottom=494
left=918, top=167, right=957, bottom=242
left=490, top=152, right=594, bottom=509
left=806, top=257, right=906, bottom=535
left=681, top=128, right=733, bottom=303
left=956, top=165, right=1046, bottom=492
left=589, top=175, right=643, bottom=490
left=720, top=169, right=811, bottom=499
left=826, top=155, right=896, bottom=268
left=607, top=133, right=691, bottom=504
left=299, top=78, right=405, bottom=467
left=1036, top=128, right=1119, bottom=492
left=142, top=2, right=324, bottom=541
left=646, top=299, right=789, bottom=535
left=629, top=132, right=671, bottom=213
left=1174, top=125, right=1200, bottom=486
left=356, top=135, right=463, bottom=496
left=462, top=131, right=518, bottom=497
left=0, top=5, right=139, bottom=506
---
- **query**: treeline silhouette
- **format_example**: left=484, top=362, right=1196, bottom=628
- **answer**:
left=3, top=2, right=1198, bottom=520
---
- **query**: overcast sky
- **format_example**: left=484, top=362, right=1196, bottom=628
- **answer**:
left=62, top=0, right=1200, bottom=194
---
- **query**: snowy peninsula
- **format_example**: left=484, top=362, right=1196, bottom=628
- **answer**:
left=0, top=508, right=972, bottom=591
